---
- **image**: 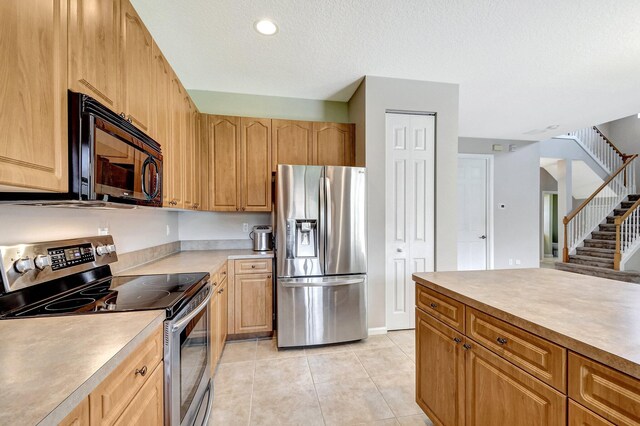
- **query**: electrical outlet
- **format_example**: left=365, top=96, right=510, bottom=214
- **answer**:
left=515, top=259, right=521, bottom=265
left=166, top=225, right=171, bottom=236
left=98, top=227, right=109, bottom=236
left=508, top=258, right=513, bottom=266
left=242, top=223, right=249, bottom=233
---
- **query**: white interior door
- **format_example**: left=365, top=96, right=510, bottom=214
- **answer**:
left=385, top=113, right=435, bottom=330
left=457, top=156, right=489, bottom=270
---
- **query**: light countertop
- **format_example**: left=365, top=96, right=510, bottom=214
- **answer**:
left=413, top=268, right=640, bottom=380
left=0, top=249, right=272, bottom=424
left=117, top=249, right=274, bottom=276
left=0, top=310, right=165, bottom=426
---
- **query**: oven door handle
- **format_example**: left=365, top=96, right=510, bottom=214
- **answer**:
left=170, top=284, right=212, bottom=333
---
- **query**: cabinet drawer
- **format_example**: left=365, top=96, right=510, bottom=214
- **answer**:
left=568, top=352, right=640, bottom=426
left=569, top=400, right=615, bottom=426
left=113, top=361, right=164, bottom=426
left=235, top=258, right=272, bottom=274
left=58, top=397, right=89, bottom=426
left=416, top=285, right=465, bottom=332
left=89, top=326, right=163, bottom=426
left=466, top=308, right=566, bottom=392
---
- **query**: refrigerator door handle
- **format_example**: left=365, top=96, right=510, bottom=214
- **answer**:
left=319, top=174, right=327, bottom=270
left=323, top=176, right=331, bottom=253
left=279, top=277, right=365, bottom=288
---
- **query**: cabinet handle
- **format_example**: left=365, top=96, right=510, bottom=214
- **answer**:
left=126, top=115, right=133, bottom=123
left=462, top=343, right=472, bottom=351
left=119, top=112, right=126, bottom=119
left=251, top=265, right=256, bottom=269
left=429, top=302, right=438, bottom=309
left=267, top=275, right=271, bottom=279
left=135, top=365, right=148, bottom=377
left=453, top=337, right=462, bottom=344
left=496, top=337, right=508, bottom=345
left=218, top=288, right=224, bottom=294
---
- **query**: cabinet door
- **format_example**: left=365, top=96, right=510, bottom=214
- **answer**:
left=0, top=0, right=68, bottom=192
left=183, top=96, right=194, bottom=209
left=152, top=43, right=173, bottom=207
left=168, top=76, right=184, bottom=208
left=234, top=273, right=273, bottom=333
left=113, top=362, right=164, bottom=426
left=568, top=400, right=615, bottom=426
left=466, top=341, right=566, bottom=426
left=312, top=122, right=354, bottom=166
left=416, top=308, right=465, bottom=426
left=59, top=397, right=89, bottom=426
left=120, top=0, right=153, bottom=134
left=192, top=110, right=202, bottom=210
left=68, top=0, right=120, bottom=112
left=271, top=119, right=313, bottom=172
left=210, top=288, right=220, bottom=373
left=207, top=115, right=241, bottom=211
left=240, top=118, right=272, bottom=212
left=199, top=116, right=210, bottom=211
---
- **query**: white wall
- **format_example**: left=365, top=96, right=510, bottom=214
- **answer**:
left=0, top=205, right=179, bottom=253
left=349, top=76, right=459, bottom=329
left=459, top=138, right=540, bottom=269
left=598, top=115, right=640, bottom=155
left=178, top=211, right=270, bottom=240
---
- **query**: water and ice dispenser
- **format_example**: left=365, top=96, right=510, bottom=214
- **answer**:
left=286, top=219, right=318, bottom=258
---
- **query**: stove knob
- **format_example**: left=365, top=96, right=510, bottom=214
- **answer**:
left=34, top=255, right=51, bottom=270
left=14, top=257, right=34, bottom=274
left=106, top=244, right=116, bottom=254
left=95, top=245, right=109, bottom=256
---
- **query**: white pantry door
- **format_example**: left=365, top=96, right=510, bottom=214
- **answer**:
left=385, top=112, right=435, bottom=330
left=457, top=155, right=489, bottom=270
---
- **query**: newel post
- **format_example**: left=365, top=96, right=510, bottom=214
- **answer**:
left=562, top=216, right=569, bottom=263
left=614, top=217, right=622, bottom=270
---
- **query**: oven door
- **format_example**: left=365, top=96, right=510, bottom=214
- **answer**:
left=165, top=284, right=213, bottom=426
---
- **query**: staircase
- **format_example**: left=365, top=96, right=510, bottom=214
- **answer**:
left=556, top=127, right=640, bottom=283
left=556, top=194, right=640, bottom=283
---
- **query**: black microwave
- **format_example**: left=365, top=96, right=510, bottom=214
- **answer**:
left=0, top=91, right=163, bottom=207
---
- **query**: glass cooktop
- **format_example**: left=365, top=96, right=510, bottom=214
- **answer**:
left=5, top=272, right=209, bottom=319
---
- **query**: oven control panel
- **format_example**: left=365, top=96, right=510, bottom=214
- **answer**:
left=48, top=244, right=95, bottom=271
left=0, top=235, right=118, bottom=294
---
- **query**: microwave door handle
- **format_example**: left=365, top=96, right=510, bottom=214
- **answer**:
left=141, top=156, right=151, bottom=199
left=170, top=284, right=212, bottom=332
left=146, top=157, right=160, bottom=199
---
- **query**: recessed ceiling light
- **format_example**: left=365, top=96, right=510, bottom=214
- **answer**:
left=254, top=19, right=278, bottom=36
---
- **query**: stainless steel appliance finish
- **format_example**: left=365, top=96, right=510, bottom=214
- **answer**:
left=275, top=165, right=367, bottom=347
left=164, top=283, right=213, bottom=426
left=250, top=225, right=273, bottom=251
left=0, top=236, right=117, bottom=294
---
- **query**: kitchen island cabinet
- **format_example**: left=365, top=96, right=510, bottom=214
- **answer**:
left=413, top=268, right=640, bottom=426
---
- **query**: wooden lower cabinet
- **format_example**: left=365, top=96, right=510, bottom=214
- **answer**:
left=568, top=400, right=615, bottom=426
left=234, top=273, right=273, bottom=334
left=465, top=341, right=565, bottom=426
left=113, top=363, right=163, bottom=426
left=210, top=262, right=229, bottom=373
left=416, top=308, right=465, bottom=426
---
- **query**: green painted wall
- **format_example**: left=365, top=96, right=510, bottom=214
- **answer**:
left=188, top=90, right=350, bottom=123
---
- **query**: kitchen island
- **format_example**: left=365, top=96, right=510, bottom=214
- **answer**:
left=413, top=268, right=640, bottom=426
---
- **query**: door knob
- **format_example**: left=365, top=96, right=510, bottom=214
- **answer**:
left=396, top=248, right=404, bottom=253
left=479, top=235, right=487, bottom=240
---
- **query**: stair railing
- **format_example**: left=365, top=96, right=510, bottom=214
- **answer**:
left=563, top=154, right=638, bottom=262
left=560, top=126, right=627, bottom=175
left=614, top=196, right=640, bottom=270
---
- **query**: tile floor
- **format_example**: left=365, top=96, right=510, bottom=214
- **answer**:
left=209, top=331, right=434, bottom=426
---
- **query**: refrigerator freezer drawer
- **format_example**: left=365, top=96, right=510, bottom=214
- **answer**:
left=276, top=275, right=368, bottom=347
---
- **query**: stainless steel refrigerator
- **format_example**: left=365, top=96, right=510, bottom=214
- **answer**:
left=275, top=165, right=367, bottom=347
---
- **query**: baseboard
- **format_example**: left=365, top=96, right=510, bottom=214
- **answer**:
left=368, top=327, right=388, bottom=336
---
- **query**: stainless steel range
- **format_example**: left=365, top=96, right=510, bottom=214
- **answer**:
left=0, top=236, right=212, bottom=426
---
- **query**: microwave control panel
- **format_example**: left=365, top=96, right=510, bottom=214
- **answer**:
left=48, top=244, right=95, bottom=271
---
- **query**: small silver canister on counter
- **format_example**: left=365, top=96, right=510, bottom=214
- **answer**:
left=250, top=225, right=273, bottom=251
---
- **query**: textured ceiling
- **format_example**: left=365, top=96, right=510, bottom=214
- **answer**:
left=131, top=0, right=640, bottom=140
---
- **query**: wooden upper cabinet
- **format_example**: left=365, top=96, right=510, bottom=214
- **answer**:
left=68, top=0, right=120, bottom=112
left=199, top=116, right=210, bottom=211
left=0, top=0, right=68, bottom=192
left=168, top=76, right=184, bottom=208
left=120, top=0, right=153, bottom=134
left=151, top=42, right=173, bottom=207
left=182, top=96, right=194, bottom=209
left=271, top=120, right=313, bottom=172
left=207, top=115, right=241, bottom=211
left=241, top=118, right=272, bottom=212
left=192, top=109, right=202, bottom=210
left=416, top=307, right=466, bottom=426
left=312, top=122, right=355, bottom=166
